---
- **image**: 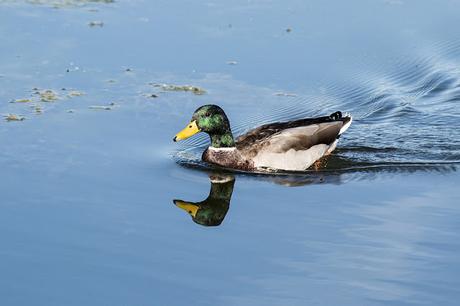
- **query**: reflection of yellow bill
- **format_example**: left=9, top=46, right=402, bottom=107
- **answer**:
left=174, top=120, right=200, bottom=141
left=174, top=200, right=199, bottom=218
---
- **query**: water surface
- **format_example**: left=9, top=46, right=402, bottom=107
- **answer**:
left=1, top=1, right=460, bottom=305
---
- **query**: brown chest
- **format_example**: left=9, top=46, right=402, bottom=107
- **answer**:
left=202, top=148, right=254, bottom=171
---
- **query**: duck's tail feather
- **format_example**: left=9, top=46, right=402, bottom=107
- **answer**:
left=328, top=111, right=352, bottom=136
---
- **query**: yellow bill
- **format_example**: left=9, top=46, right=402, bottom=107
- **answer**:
left=174, top=200, right=199, bottom=218
left=173, top=120, right=200, bottom=142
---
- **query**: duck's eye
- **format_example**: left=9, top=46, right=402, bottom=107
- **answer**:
left=189, top=125, right=192, bottom=128
left=205, top=112, right=211, bottom=117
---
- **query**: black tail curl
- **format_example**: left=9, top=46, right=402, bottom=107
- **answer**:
left=329, top=111, right=343, bottom=121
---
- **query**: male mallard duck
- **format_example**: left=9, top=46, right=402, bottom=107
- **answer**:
left=173, top=105, right=352, bottom=172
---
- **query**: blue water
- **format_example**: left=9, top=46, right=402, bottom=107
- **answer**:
left=1, top=0, right=460, bottom=305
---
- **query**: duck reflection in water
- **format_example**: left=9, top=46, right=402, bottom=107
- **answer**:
left=173, top=174, right=235, bottom=227
left=172, top=154, right=458, bottom=227
left=172, top=169, right=345, bottom=227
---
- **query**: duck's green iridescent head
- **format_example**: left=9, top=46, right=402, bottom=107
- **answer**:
left=173, top=104, right=235, bottom=148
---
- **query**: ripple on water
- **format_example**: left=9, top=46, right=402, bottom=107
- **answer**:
left=175, top=38, right=460, bottom=176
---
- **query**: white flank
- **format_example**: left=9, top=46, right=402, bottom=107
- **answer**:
left=326, top=139, right=338, bottom=155
left=253, top=144, right=330, bottom=171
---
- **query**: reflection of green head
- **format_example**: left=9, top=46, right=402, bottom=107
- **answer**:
left=173, top=175, right=235, bottom=227
left=192, top=105, right=235, bottom=148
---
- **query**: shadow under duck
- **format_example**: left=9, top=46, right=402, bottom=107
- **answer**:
left=174, top=105, right=352, bottom=172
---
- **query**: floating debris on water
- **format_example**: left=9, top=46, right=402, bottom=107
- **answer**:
left=226, top=61, right=238, bottom=65
left=65, top=66, right=80, bottom=73
left=10, top=98, right=32, bottom=103
left=143, top=93, right=158, bottom=98
left=125, top=68, right=133, bottom=72
left=286, top=28, right=292, bottom=33
left=89, top=105, right=112, bottom=110
left=5, top=84, right=87, bottom=120
left=4, top=114, right=25, bottom=122
left=152, top=83, right=206, bottom=95
left=37, top=89, right=59, bottom=102
left=273, top=92, right=298, bottom=97
left=67, top=109, right=75, bottom=113
left=88, top=21, right=104, bottom=27
left=67, top=90, right=84, bottom=97
left=89, top=102, right=115, bottom=110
